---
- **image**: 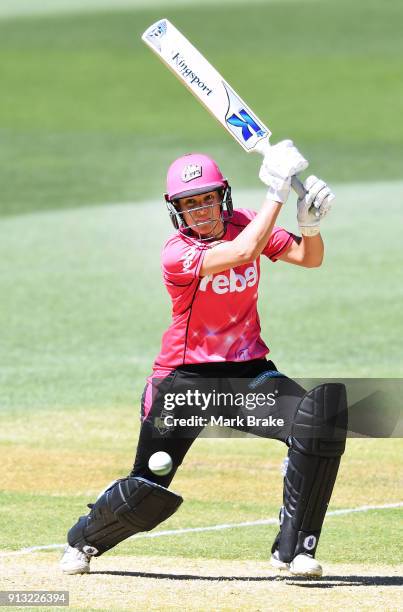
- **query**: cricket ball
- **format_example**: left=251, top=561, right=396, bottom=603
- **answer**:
left=148, top=451, right=173, bottom=476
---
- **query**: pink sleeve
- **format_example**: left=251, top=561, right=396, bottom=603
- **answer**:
left=162, top=236, right=207, bottom=284
left=233, top=208, right=256, bottom=224
left=233, top=209, right=295, bottom=262
left=262, top=227, right=296, bottom=261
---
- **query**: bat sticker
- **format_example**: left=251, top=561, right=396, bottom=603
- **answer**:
left=223, top=82, right=270, bottom=149
left=144, top=19, right=168, bottom=52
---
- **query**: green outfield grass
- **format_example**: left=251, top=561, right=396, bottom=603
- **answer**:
left=0, top=415, right=402, bottom=564
left=1, top=182, right=402, bottom=418
left=0, top=180, right=402, bottom=567
left=1, top=0, right=403, bottom=216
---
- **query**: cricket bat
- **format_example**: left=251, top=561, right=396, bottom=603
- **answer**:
left=141, top=18, right=307, bottom=198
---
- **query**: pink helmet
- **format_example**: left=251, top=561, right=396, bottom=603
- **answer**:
left=166, top=153, right=227, bottom=201
left=164, top=152, right=233, bottom=237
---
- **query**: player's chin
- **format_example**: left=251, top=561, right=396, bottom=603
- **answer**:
left=194, top=220, right=214, bottom=233
left=190, top=218, right=223, bottom=239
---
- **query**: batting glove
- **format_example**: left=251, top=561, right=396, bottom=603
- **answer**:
left=297, top=175, right=335, bottom=236
left=259, top=140, right=309, bottom=204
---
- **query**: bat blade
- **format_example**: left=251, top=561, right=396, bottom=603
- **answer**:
left=141, top=19, right=307, bottom=199
left=141, top=18, right=271, bottom=153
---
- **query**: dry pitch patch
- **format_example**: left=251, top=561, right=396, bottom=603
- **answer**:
left=1, top=554, right=402, bottom=611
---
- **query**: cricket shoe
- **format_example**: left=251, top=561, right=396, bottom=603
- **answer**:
left=270, top=551, right=323, bottom=577
left=60, top=544, right=97, bottom=574
left=289, top=554, right=323, bottom=577
left=270, top=550, right=289, bottom=571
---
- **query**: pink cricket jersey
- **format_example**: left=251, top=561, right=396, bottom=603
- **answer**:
left=152, top=208, right=295, bottom=373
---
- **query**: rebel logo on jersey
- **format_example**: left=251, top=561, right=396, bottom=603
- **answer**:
left=199, top=262, right=258, bottom=294
left=155, top=210, right=293, bottom=369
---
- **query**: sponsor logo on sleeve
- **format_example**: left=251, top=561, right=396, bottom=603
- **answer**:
left=182, top=246, right=198, bottom=271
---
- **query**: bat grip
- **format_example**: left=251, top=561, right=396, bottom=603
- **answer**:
left=290, top=175, right=307, bottom=198
left=255, top=138, right=307, bottom=198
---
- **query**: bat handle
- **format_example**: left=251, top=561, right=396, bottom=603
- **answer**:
left=255, top=138, right=307, bottom=198
left=290, top=175, right=307, bottom=198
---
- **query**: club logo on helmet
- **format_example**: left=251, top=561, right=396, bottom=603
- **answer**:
left=181, top=164, right=202, bottom=183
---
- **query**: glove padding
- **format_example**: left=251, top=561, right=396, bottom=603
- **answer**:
left=297, top=175, right=335, bottom=236
left=259, top=140, right=308, bottom=204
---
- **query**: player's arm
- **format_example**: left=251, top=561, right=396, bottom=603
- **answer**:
left=278, top=175, right=334, bottom=268
left=200, top=141, right=308, bottom=277
left=200, top=198, right=282, bottom=276
left=278, top=234, right=324, bottom=267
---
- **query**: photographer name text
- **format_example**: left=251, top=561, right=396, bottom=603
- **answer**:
left=162, top=414, right=284, bottom=428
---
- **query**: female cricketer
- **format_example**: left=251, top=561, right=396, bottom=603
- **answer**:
left=61, top=140, right=347, bottom=577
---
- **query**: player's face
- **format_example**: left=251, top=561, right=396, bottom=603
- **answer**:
left=177, top=190, right=224, bottom=239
